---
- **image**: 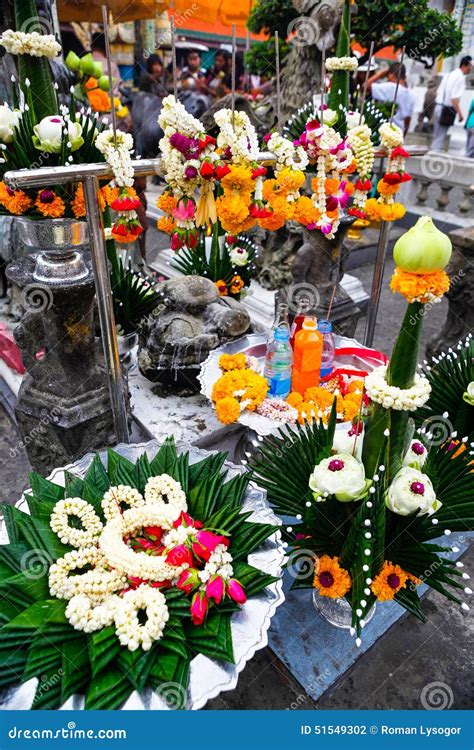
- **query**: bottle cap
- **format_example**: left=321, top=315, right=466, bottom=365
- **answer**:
left=274, top=325, right=290, bottom=341
left=318, top=320, right=332, bottom=334
left=302, top=316, right=318, bottom=331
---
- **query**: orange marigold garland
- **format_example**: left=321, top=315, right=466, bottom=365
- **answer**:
left=313, top=555, right=352, bottom=599
left=35, top=189, right=65, bottom=218
left=390, top=267, right=450, bottom=304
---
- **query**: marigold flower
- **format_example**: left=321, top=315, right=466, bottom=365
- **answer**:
left=304, top=386, right=335, bottom=410
left=292, top=195, right=320, bottom=226
left=390, top=267, right=450, bottom=304
left=219, top=353, right=247, bottom=372
left=87, top=88, right=112, bottom=113
left=286, top=391, right=304, bottom=408
left=377, top=178, right=400, bottom=196
left=0, top=181, right=32, bottom=215
left=215, top=396, right=241, bottom=424
left=215, top=279, right=228, bottom=296
left=220, top=164, right=254, bottom=194
left=313, top=555, right=352, bottom=598
left=157, top=216, right=175, bottom=234
left=371, top=561, right=409, bottom=601
left=35, top=189, right=65, bottom=218
left=157, top=191, right=177, bottom=215
left=71, top=183, right=86, bottom=218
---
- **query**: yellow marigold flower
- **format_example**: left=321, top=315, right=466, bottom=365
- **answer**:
left=292, top=195, right=320, bottom=226
left=286, top=391, right=304, bottom=407
left=157, top=191, right=177, bottom=215
left=216, top=194, right=253, bottom=234
left=220, top=164, right=254, bottom=194
left=262, top=177, right=288, bottom=202
left=371, top=561, right=409, bottom=601
left=230, top=275, right=244, bottom=294
left=277, top=167, right=305, bottom=192
left=215, top=396, right=241, bottom=425
left=347, top=379, right=365, bottom=394
left=342, top=398, right=360, bottom=422
left=215, top=279, right=228, bottom=296
left=219, top=353, right=247, bottom=371
left=304, top=386, right=334, bottom=410
left=380, top=202, right=406, bottom=221
left=313, top=555, right=352, bottom=599
left=297, top=400, right=319, bottom=424
left=0, top=181, right=32, bottom=215
left=390, top=267, right=450, bottom=304
left=364, top=198, right=381, bottom=221
left=35, top=191, right=65, bottom=218
left=157, top=216, right=175, bottom=234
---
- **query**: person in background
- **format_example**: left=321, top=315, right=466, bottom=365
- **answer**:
left=139, top=54, right=165, bottom=97
left=466, top=98, right=474, bottom=158
left=431, top=55, right=472, bottom=151
left=179, top=49, right=207, bottom=92
left=90, top=31, right=122, bottom=95
left=366, top=62, right=415, bottom=135
left=206, top=49, right=231, bottom=98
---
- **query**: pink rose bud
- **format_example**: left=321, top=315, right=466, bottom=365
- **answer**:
left=190, top=592, right=208, bottom=626
left=227, top=579, right=246, bottom=604
left=192, top=530, right=229, bottom=561
left=176, top=568, right=200, bottom=595
left=165, top=544, right=193, bottom=567
left=206, top=575, right=225, bottom=604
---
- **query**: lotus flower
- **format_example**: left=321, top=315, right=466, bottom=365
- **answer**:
left=206, top=575, right=225, bottom=604
left=227, top=579, right=246, bottom=604
left=0, top=104, right=20, bottom=144
left=190, top=592, right=208, bottom=625
left=33, top=115, right=84, bottom=154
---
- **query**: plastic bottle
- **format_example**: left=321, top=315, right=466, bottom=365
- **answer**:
left=318, top=320, right=336, bottom=379
left=269, top=302, right=290, bottom=342
left=292, top=316, right=323, bottom=395
left=264, top=326, right=293, bottom=398
left=290, top=296, right=311, bottom=347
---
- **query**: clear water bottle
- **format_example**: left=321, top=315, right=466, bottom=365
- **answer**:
left=264, top=326, right=293, bottom=398
left=318, top=320, right=335, bottom=379
left=269, top=302, right=290, bottom=343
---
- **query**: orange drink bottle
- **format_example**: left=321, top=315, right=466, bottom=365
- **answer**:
left=291, top=316, right=323, bottom=395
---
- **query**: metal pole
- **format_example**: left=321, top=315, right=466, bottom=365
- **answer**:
left=358, top=41, right=374, bottom=123
left=101, top=5, right=118, bottom=143
left=83, top=176, right=130, bottom=444
left=231, top=24, right=236, bottom=129
left=364, top=218, right=391, bottom=347
left=170, top=15, right=177, bottom=98
left=275, top=31, right=281, bottom=132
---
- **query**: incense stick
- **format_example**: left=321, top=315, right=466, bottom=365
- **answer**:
left=327, top=282, right=337, bottom=320
left=245, top=29, right=250, bottom=93
left=101, top=5, right=117, bottom=144
left=231, top=24, right=236, bottom=129
left=170, top=15, right=177, bottom=98
left=389, top=46, right=406, bottom=125
left=320, top=42, right=326, bottom=119
left=275, top=31, right=281, bottom=132
left=358, top=41, right=374, bottom=124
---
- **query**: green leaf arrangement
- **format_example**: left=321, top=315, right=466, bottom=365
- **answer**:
left=0, top=438, right=279, bottom=709
left=110, top=259, right=160, bottom=335
left=172, top=229, right=258, bottom=299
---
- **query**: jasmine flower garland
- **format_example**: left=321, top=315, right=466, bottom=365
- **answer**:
left=214, top=108, right=260, bottom=163
left=365, top=365, right=431, bottom=411
left=0, top=29, right=61, bottom=59
left=325, top=56, right=358, bottom=72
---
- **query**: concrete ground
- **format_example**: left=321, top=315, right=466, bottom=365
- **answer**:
left=0, top=236, right=470, bottom=711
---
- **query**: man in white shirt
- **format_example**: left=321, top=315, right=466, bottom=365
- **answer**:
left=366, top=63, right=415, bottom=134
left=431, top=56, right=472, bottom=150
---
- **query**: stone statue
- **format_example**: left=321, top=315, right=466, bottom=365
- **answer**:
left=200, top=93, right=269, bottom=137
left=426, top=227, right=474, bottom=359
left=256, top=223, right=305, bottom=290
left=281, top=0, right=344, bottom=115
left=138, top=276, right=251, bottom=393
left=289, top=215, right=361, bottom=337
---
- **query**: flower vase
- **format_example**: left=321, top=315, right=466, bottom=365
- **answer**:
left=16, top=217, right=89, bottom=285
left=312, top=590, right=376, bottom=629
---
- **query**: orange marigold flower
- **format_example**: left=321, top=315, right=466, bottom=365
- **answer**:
left=216, top=193, right=253, bottom=234
left=71, top=183, right=86, bottom=218
left=304, top=386, right=334, bottom=410
left=258, top=211, right=286, bottom=231
left=220, top=164, right=254, bottom=193
left=371, top=561, right=409, bottom=601
left=390, top=267, right=450, bottom=304
left=215, top=279, right=228, bottom=296
left=230, top=274, right=244, bottom=294
left=292, top=195, right=320, bottom=226
left=0, top=181, right=33, bottom=215
left=84, top=77, right=98, bottom=90
left=277, top=167, right=305, bottom=193
left=313, top=555, right=352, bottom=599
left=35, top=190, right=65, bottom=218
left=157, top=191, right=177, bottom=215
left=297, top=400, right=319, bottom=424
left=286, top=391, right=304, bottom=407
left=219, top=353, right=247, bottom=371
left=101, top=184, right=120, bottom=206
left=377, top=178, right=400, bottom=196
left=324, top=177, right=340, bottom=195
left=343, top=398, right=361, bottom=422
left=379, top=202, right=406, bottom=221
left=347, top=379, right=365, bottom=394
left=215, top=396, right=241, bottom=424
left=157, top=216, right=175, bottom=234
left=87, top=88, right=112, bottom=113
left=364, top=198, right=381, bottom=221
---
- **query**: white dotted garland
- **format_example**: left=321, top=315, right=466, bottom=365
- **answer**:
left=365, top=365, right=431, bottom=411
left=50, top=498, right=103, bottom=548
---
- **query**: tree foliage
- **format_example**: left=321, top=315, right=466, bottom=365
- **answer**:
left=247, top=0, right=298, bottom=37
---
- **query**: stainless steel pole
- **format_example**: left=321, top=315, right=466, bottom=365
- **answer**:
left=364, top=219, right=391, bottom=348
left=83, top=176, right=130, bottom=444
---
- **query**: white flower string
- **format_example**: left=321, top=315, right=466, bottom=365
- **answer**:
left=0, top=29, right=61, bottom=59
left=365, top=365, right=431, bottom=411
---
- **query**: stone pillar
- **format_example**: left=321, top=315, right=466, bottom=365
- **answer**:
left=426, top=227, right=474, bottom=359
left=6, top=254, right=115, bottom=475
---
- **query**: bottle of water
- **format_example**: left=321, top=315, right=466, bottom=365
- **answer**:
left=269, top=302, right=290, bottom=343
left=264, top=326, right=293, bottom=398
left=318, top=320, right=335, bottom=379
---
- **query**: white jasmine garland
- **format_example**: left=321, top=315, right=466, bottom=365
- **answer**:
left=214, top=108, right=260, bottom=162
left=65, top=594, right=115, bottom=633
left=101, top=485, right=145, bottom=522
left=198, top=544, right=234, bottom=584
left=113, top=586, right=169, bottom=651
left=95, top=129, right=134, bottom=187
left=266, top=132, right=309, bottom=173
left=325, top=56, right=358, bottom=72
left=0, top=29, right=61, bottom=59
left=50, top=497, right=103, bottom=548
left=365, top=365, right=431, bottom=411
left=158, top=94, right=205, bottom=139
left=379, top=122, right=404, bottom=150
left=48, top=548, right=127, bottom=602
left=346, top=124, right=374, bottom=179
left=143, top=474, right=187, bottom=519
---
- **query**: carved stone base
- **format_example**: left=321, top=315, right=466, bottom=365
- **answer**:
left=426, top=227, right=474, bottom=359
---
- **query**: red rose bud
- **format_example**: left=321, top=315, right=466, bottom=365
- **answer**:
left=171, top=232, right=184, bottom=250
left=383, top=172, right=402, bottom=185
left=150, top=580, right=172, bottom=589
left=130, top=222, right=144, bottom=237
left=215, top=163, right=231, bottom=180
left=226, top=234, right=237, bottom=245
left=249, top=203, right=261, bottom=218
left=110, top=194, right=141, bottom=211
left=198, top=135, right=216, bottom=150
left=192, top=530, right=229, bottom=561
left=355, top=178, right=372, bottom=191
left=165, top=544, right=193, bottom=567
left=144, top=525, right=163, bottom=543
left=252, top=166, right=267, bottom=179
left=190, top=592, right=208, bottom=625
left=392, top=146, right=410, bottom=158
left=206, top=575, right=225, bottom=604
left=128, top=576, right=147, bottom=588
left=200, top=162, right=215, bottom=180
left=186, top=230, right=199, bottom=248
left=348, top=207, right=366, bottom=219
left=177, top=568, right=200, bottom=595
left=400, top=173, right=412, bottom=183
left=227, top=579, right=246, bottom=604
